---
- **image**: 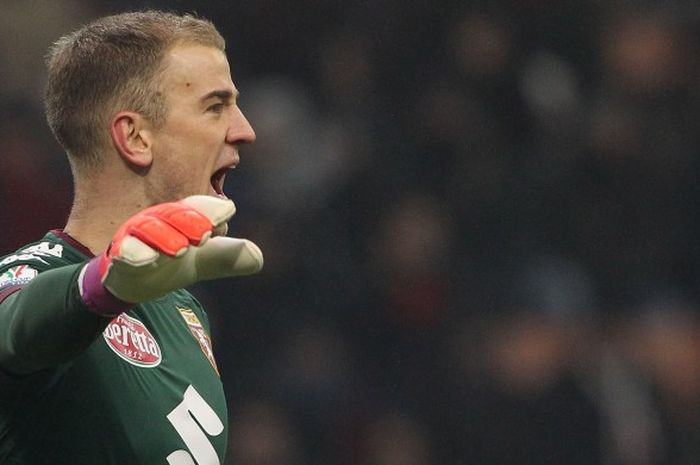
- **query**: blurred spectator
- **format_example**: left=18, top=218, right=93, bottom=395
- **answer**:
left=0, top=0, right=100, bottom=104
left=350, top=192, right=455, bottom=413
left=620, top=297, right=700, bottom=465
left=358, top=412, right=433, bottom=465
left=435, top=254, right=602, bottom=465
left=270, top=323, right=359, bottom=465
left=440, top=309, right=602, bottom=465
left=5, top=1, right=700, bottom=464
left=227, top=399, right=302, bottom=465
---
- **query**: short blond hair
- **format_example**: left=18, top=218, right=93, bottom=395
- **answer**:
left=45, top=10, right=225, bottom=171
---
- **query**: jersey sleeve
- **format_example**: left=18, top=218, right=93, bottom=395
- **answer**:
left=0, top=260, right=110, bottom=375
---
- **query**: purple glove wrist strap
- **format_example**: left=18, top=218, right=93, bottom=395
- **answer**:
left=79, top=257, right=133, bottom=317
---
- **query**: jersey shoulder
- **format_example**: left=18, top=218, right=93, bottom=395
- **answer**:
left=164, top=289, right=212, bottom=333
left=172, top=289, right=208, bottom=314
left=0, top=231, right=89, bottom=291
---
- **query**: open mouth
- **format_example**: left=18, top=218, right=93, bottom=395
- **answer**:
left=210, top=167, right=230, bottom=197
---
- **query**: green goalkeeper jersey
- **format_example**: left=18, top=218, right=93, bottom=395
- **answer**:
left=0, top=231, right=228, bottom=465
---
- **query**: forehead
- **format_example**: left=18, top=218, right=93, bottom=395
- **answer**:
left=160, top=44, right=234, bottom=98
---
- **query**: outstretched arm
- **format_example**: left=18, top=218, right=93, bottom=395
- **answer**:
left=0, top=263, right=108, bottom=374
left=0, top=195, right=263, bottom=375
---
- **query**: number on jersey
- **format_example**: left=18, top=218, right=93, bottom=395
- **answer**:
left=166, top=385, right=224, bottom=465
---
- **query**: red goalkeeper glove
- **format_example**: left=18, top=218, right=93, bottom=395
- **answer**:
left=78, top=195, right=263, bottom=316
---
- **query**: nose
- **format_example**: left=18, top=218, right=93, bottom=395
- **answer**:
left=227, top=105, right=256, bottom=145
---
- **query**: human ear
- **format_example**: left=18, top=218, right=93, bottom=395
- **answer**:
left=109, top=112, right=154, bottom=168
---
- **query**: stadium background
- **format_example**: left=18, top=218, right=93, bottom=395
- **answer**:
left=3, top=0, right=700, bottom=463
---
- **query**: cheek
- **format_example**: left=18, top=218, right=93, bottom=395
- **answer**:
left=152, top=129, right=221, bottom=196
left=149, top=156, right=201, bottom=202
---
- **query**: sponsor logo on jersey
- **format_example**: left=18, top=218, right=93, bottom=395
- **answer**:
left=0, top=265, right=38, bottom=291
left=0, top=242, right=65, bottom=268
left=103, top=314, right=162, bottom=368
left=178, top=307, right=219, bottom=375
left=21, top=242, right=64, bottom=258
left=0, top=253, right=49, bottom=266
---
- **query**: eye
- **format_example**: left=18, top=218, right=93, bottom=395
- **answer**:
left=207, top=103, right=225, bottom=113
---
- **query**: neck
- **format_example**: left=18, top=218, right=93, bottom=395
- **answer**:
left=64, top=175, right=149, bottom=255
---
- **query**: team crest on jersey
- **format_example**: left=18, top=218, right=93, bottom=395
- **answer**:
left=103, top=314, right=162, bottom=368
left=178, top=307, right=219, bottom=375
left=0, top=265, right=38, bottom=291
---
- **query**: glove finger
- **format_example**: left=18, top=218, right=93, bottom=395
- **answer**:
left=194, top=236, right=263, bottom=279
left=180, top=195, right=236, bottom=229
left=144, top=202, right=213, bottom=247
left=127, top=215, right=192, bottom=257
left=112, top=236, right=159, bottom=266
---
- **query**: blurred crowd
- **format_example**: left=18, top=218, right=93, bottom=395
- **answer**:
left=4, top=0, right=700, bottom=464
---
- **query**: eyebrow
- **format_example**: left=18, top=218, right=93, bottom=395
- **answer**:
left=201, top=89, right=237, bottom=102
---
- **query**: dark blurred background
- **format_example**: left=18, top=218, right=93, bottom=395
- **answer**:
left=4, top=0, right=700, bottom=464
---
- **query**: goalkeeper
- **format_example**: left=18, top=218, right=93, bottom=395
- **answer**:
left=0, top=10, right=263, bottom=465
